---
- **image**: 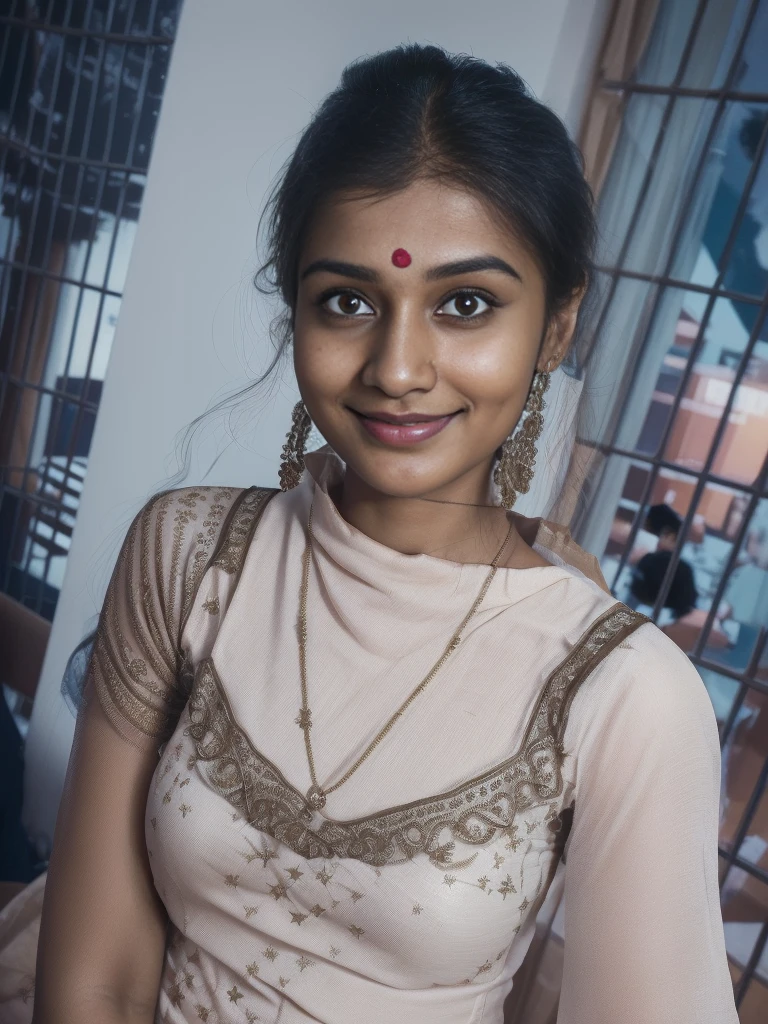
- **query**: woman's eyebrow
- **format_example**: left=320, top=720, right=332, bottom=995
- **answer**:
left=301, top=259, right=380, bottom=282
left=299, top=254, right=522, bottom=283
left=425, top=256, right=522, bottom=282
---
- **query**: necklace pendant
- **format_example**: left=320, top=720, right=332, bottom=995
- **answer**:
left=307, top=785, right=326, bottom=810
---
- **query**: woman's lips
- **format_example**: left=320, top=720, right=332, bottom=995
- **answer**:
left=352, top=410, right=459, bottom=446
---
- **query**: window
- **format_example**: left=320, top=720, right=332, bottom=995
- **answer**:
left=577, top=0, right=768, bottom=1013
left=0, top=0, right=183, bottom=622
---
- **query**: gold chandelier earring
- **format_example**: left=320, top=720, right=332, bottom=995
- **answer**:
left=494, top=362, right=553, bottom=510
left=279, top=400, right=313, bottom=491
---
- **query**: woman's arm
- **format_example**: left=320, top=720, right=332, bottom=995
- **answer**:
left=31, top=486, right=244, bottom=1022
left=557, top=627, right=738, bottom=1023
left=32, top=681, right=167, bottom=1023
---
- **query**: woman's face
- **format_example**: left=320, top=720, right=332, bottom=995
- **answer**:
left=293, top=178, right=577, bottom=504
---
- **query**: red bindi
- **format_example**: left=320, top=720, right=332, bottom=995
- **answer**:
left=391, top=248, right=412, bottom=268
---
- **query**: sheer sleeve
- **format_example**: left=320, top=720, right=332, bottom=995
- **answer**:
left=82, top=486, right=244, bottom=754
left=558, top=625, right=738, bottom=1024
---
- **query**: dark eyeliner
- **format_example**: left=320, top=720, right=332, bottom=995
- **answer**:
left=439, top=287, right=501, bottom=307
left=436, top=287, right=502, bottom=320
left=315, top=286, right=370, bottom=306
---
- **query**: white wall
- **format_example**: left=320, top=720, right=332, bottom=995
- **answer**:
left=23, top=0, right=611, bottom=847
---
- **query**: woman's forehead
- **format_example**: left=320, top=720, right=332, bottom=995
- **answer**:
left=300, top=181, right=539, bottom=278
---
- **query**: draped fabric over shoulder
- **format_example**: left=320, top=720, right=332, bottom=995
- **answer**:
left=0, top=447, right=738, bottom=1024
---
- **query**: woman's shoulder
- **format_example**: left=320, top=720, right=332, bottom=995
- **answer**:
left=568, top=612, right=718, bottom=758
left=127, top=483, right=279, bottom=599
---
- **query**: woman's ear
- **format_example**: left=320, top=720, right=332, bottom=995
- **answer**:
left=537, top=285, right=587, bottom=373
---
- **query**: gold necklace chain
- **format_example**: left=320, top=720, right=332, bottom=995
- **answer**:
left=296, top=500, right=516, bottom=810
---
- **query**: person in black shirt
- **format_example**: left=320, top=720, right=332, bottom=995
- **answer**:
left=628, top=504, right=699, bottom=619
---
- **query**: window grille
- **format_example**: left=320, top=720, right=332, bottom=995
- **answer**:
left=574, top=0, right=768, bottom=1013
left=0, top=0, right=184, bottom=623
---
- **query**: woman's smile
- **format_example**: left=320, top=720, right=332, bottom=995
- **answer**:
left=348, top=407, right=464, bottom=447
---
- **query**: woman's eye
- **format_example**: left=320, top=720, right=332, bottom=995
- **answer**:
left=438, top=293, right=491, bottom=318
left=323, top=292, right=374, bottom=316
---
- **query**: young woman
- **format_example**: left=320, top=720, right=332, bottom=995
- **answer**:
left=12, top=44, right=736, bottom=1024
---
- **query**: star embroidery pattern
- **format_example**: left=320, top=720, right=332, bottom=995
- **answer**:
left=168, top=982, right=185, bottom=1008
left=278, top=977, right=290, bottom=989
left=493, top=853, right=505, bottom=869
left=316, top=867, right=333, bottom=886
left=245, top=961, right=260, bottom=978
left=310, top=904, right=326, bottom=917
left=504, top=825, right=523, bottom=852
left=348, top=924, right=365, bottom=939
left=412, top=904, right=423, bottom=915
left=202, top=595, right=220, bottom=615
left=443, top=875, right=457, bottom=888
left=329, top=946, right=341, bottom=959
left=224, top=874, right=240, bottom=888
left=296, top=956, right=316, bottom=972
left=263, top=947, right=279, bottom=962
left=497, top=875, right=517, bottom=900
left=286, top=865, right=304, bottom=880
left=291, top=911, right=308, bottom=926
left=256, top=843, right=277, bottom=867
left=243, top=905, right=258, bottom=920
left=269, top=883, right=288, bottom=901
left=194, top=1004, right=210, bottom=1020
left=227, top=985, right=244, bottom=1004
left=179, top=803, right=192, bottom=818
left=477, top=876, right=491, bottom=891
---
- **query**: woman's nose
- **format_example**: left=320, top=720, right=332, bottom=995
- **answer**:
left=359, top=306, right=438, bottom=397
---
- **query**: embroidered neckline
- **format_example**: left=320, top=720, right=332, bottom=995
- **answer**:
left=183, top=603, right=650, bottom=866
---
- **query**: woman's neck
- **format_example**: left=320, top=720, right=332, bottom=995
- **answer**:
left=328, top=465, right=549, bottom=569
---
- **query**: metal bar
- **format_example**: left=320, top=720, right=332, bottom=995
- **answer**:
left=0, top=126, right=160, bottom=176
left=692, top=659, right=768, bottom=699
left=0, top=372, right=100, bottom=411
left=720, top=739, right=768, bottom=875
left=600, top=81, right=768, bottom=104
left=592, top=264, right=765, bottom=306
left=0, top=0, right=18, bottom=91
left=590, top=441, right=768, bottom=499
left=719, top=848, right=768, bottom=888
left=718, top=681, right=751, bottom=752
left=0, top=23, right=33, bottom=300
left=0, top=15, right=174, bottom=45
left=734, top=920, right=768, bottom=1007
left=0, top=257, right=122, bottom=298
left=1, top=474, right=85, bottom=505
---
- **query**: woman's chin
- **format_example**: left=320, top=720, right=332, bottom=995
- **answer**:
left=341, top=451, right=490, bottom=505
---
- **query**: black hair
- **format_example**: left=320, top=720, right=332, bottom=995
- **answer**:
left=260, top=43, right=595, bottom=335
left=645, top=503, right=683, bottom=538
